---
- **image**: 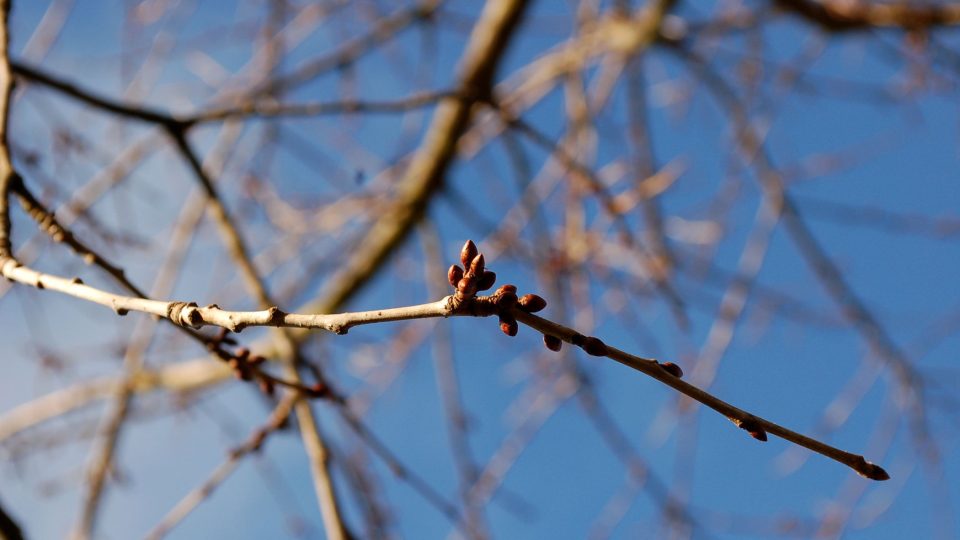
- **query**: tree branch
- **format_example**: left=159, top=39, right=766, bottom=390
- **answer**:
left=2, top=237, right=890, bottom=480
left=0, top=0, right=15, bottom=258
left=776, top=0, right=960, bottom=31
left=308, top=0, right=531, bottom=315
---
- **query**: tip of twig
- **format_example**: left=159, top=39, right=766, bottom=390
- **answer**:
left=518, top=293, right=547, bottom=313
left=460, top=240, right=478, bottom=268
left=856, top=459, right=890, bottom=481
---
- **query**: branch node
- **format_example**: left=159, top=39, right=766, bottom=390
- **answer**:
left=735, top=418, right=768, bottom=441
left=267, top=305, right=285, bottom=325
left=111, top=301, right=128, bottom=316
left=167, top=301, right=201, bottom=328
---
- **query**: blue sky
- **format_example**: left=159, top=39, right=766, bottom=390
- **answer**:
left=1, top=1, right=959, bottom=539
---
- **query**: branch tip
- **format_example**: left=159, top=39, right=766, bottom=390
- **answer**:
left=459, top=240, right=478, bottom=268
left=518, top=293, right=546, bottom=313
left=856, top=458, right=890, bottom=481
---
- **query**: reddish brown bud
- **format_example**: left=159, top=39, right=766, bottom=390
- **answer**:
left=543, top=334, right=562, bottom=351
left=477, top=270, right=497, bottom=291
left=457, top=276, right=477, bottom=296
left=460, top=240, right=478, bottom=268
left=495, top=284, right=517, bottom=295
left=259, top=378, right=275, bottom=396
left=497, top=291, right=518, bottom=309
left=582, top=337, right=608, bottom=356
left=659, top=362, right=683, bottom=378
left=447, top=265, right=464, bottom=288
left=469, top=253, right=485, bottom=277
left=518, top=294, right=547, bottom=313
left=499, top=316, right=518, bottom=337
left=235, top=347, right=250, bottom=360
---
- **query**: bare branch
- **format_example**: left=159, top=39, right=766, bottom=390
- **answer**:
left=776, top=0, right=960, bottom=31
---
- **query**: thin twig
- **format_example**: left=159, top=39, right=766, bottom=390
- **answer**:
left=513, top=306, right=888, bottom=480
left=1, top=239, right=890, bottom=480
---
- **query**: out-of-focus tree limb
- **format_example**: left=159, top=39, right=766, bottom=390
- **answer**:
left=0, top=0, right=15, bottom=258
left=776, top=0, right=960, bottom=31
left=306, top=0, right=532, bottom=315
left=0, top=496, right=23, bottom=540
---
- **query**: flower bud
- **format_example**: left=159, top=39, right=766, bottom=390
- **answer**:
left=582, top=337, right=608, bottom=356
left=460, top=240, right=478, bottom=268
left=659, top=362, right=683, bottom=378
left=468, top=253, right=485, bottom=277
left=499, top=317, right=518, bottom=336
left=448, top=265, right=464, bottom=287
left=497, top=291, right=518, bottom=309
left=457, top=276, right=477, bottom=296
left=518, top=294, right=547, bottom=313
left=543, top=334, right=562, bottom=351
left=495, top=284, right=517, bottom=295
left=477, top=270, right=496, bottom=291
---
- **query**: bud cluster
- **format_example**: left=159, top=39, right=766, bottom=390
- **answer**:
left=444, top=240, right=683, bottom=378
left=447, top=240, right=496, bottom=298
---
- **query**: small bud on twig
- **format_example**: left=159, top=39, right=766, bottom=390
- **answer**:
left=448, top=265, right=464, bottom=288
left=497, top=291, right=518, bottom=309
left=460, top=240, right=478, bottom=268
left=495, top=284, right=517, bottom=295
left=499, top=316, right=518, bottom=336
left=477, top=270, right=497, bottom=291
left=659, top=362, right=683, bottom=378
left=457, top=276, right=477, bottom=296
left=469, top=253, right=485, bottom=276
left=582, top=337, right=608, bottom=356
left=543, top=334, right=562, bottom=351
left=737, top=419, right=768, bottom=441
left=518, top=294, right=547, bottom=313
